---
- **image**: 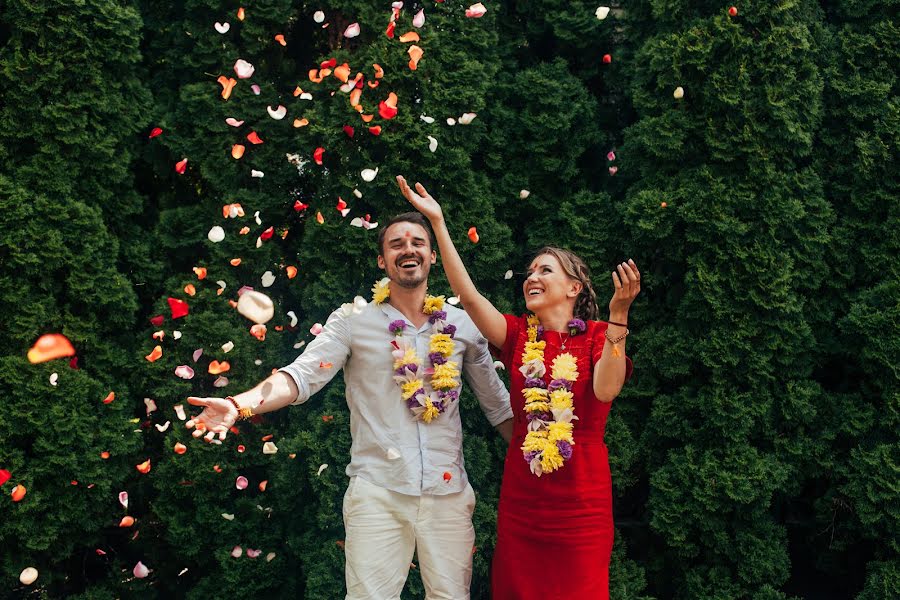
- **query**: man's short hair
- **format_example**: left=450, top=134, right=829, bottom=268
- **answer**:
left=377, top=212, right=436, bottom=255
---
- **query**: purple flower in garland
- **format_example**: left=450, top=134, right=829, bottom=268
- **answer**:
left=536, top=325, right=545, bottom=338
left=428, top=310, right=447, bottom=324
left=556, top=440, right=573, bottom=460
left=524, top=450, right=540, bottom=463
left=432, top=400, right=445, bottom=412
left=389, top=319, right=407, bottom=335
left=567, top=318, right=586, bottom=336
left=407, top=397, right=421, bottom=409
left=525, top=410, right=552, bottom=422
left=524, top=377, right=547, bottom=389
left=438, top=389, right=459, bottom=404
left=548, top=379, right=573, bottom=392
left=441, top=323, right=457, bottom=337
left=428, top=351, right=447, bottom=365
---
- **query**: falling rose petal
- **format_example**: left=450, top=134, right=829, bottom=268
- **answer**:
left=236, top=476, right=249, bottom=490
left=237, top=444, right=246, bottom=453
left=208, top=360, right=231, bottom=375
left=466, top=3, right=487, bottom=17
left=427, top=136, right=438, bottom=152
left=607, top=151, right=616, bottom=161
left=447, top=296, right=460, bottom=305
left=237, top=290, right=275, bottom=324
left=250, top=324, right=267, bottom=341
left=145, top=345, right=163, bottom=362
left=50, top=372, right=59, bottom=386
left=136, top=459, right=151, bottom=474
left=231, top=546, right=243, bottom=558
left=192, top=348, right=203, bottom=362
left=609, top=166, right=618, bottom=175
left=119, top=516, right=135, bottom=527
left=602, top=53, right=612, bottom=64
left=231, top=144, right=245, bottom=159
left=222, top=341, right=235, bottom=353
left=413, top=9, right=425, bottom=27
left=317, top=464, right=328, bottom=476
left=0, top=469, right=10, bottom=486
left=286, top=266, right=298, bottom=279
left=222, top=513, right=235, bottom=521
left=310, top=323, right=324, bottom=336
left=459, top=112, right=477, bottom=125
left=287, top=311, right=298, bottom=327
left=378, top=101, right=398, bottom=120
left=251, top=170, right=264, bottom=178
left=316, top=211, right=324, bottom=224
left=369, top=125, right=382, bottom=135
left=443, top=471, right=452, bottom=482
left=247, top=548, right=262, bottom=558
left=674, top=86, right=685, bottom=99
left=133, top=561, right=150, bottom=579
left=313, top=147, right=325, bottom=165
left=504, top=270, right=514, bottom=280
left=247, top=131, right=264, bottom=145
left=260, top=271, right=276, bottom=288
left=213, top=376, right=229, bottom=387
left=728, top=6, right=738, bottom=17
left=214, top=21, right=230, bottom=33
left=19, top=568, right=38, bottom=586
left=519, top=189, right=531, bottom=199
left=361, top=168, right=378, bottom=182
left=262, top=441, right=278, bottom=454
left=447, top=117, right=457, bottom=126
left=274, top=34, right=286, bottom=46
left=343, top=22, right=360, bottom=38
left=184, top=283, right=196, bottom=296
left=193, top=266, right=207, bottom=278
left=27, top=333, right=76, bottom=364
left=119, top=491, right=129, bottom=509
left=237, top=7, right=245, bottom=20
left=95, top=548, right=107, bottom=555
left=168, top=297, right=189, bottom=319
left=234, top=59, right=255, bottom=79
left=208, top=226, right=225, bottom=243
left=217, top=76, right=236, bottom=100
left=313, top=10, right=325, bottom=23
left=267, top=105, right=287, bottom=120
left=11, top=484, right=26, bottom=501
left=148, top=127, right=163, bottom=139
left=468, top=227, right=479, bottom=243
left=155, top=421, right=171, bottom=432
left=596, top=6, right=610, bottom=20
left=342, top=125, right=355, bottom=138
left=399, top=31, right=420, bottom=43
left=225, top=117, right=244, bottom=127
left=173, top=330, right=182, bottom=340
left=266, top=552, right=276, bottom=562
left=174, top=404, right=187, bottom=420
left=407, top=45, right=423, bottom=70
left=175, top=365, right=194, bottom=379
left=420, top=114, right=435, bottom=124
left=174, top=442, right=187, bottom=455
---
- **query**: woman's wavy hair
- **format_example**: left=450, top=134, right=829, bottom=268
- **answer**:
left=529, top=246, right=600, bottom=321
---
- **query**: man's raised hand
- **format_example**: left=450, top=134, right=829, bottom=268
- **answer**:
left=185, top=396, right=238, bottom=442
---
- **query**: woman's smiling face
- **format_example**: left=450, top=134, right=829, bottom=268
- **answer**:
left=523, top=253, right=581, bottom=312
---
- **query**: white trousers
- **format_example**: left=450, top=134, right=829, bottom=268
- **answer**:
left=343, top=476, right=476, bottom=600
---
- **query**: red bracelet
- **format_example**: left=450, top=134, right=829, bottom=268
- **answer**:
left=607, top=320, right=628, bottom=327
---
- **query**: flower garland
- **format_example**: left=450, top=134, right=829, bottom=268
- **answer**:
left=519, top=315, right=586, bottom=476
left=372, top=278, right=461, bottom=423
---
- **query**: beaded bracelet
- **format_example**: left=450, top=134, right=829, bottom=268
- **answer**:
left=605, top=328, right=630, bottom=345
left=225, top=396, right=254, bottom=420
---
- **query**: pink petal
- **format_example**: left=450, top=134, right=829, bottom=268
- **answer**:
left=310, top=323, right=324, bottom=336
left=133, top=561, right=150, bottom=579
left=234, top=59, right=255, bottom=79
left=465, top=3, right=487, bottom=18
left=118, top=491, right=128, bottom=509
left=236, top=475, right=249, bottom=490
left=175, top=365, right=195, bottom=379
left=192, top=348, right=203, bottom=362
left=231, top=545, right=243, bottom=558
left=343, top=22, right=360, bottom=38
left=225, top=118, right=245, bottom=127
left=607, top=151, right=616, bottom=161
left=246, top=548, right=262, bottom=558
left=413, top=9, right=425, bottom=28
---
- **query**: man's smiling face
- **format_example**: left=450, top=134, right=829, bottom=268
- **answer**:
left=377, top=221, right=436, bottom=289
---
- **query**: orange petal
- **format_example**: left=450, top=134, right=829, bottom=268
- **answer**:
left=237, top=7, right=245, bottom=20
left=468, top=227, right=479, bottom=243
left=174, top=442, right=187, bottom=455
left=368, top=80, right=380, bottom=89
left=103, top=391, right=115, bottom=405
left=152, top=330, right=164, bottom=340
left=193, top=266, right=207, bottom=279
left=145, top=345, right=163, bottom=362
left=360, top=113, right=374, bottom=123
left=293, top=118, right=309, bottom=128
left=385, top=92, right=398, bottom=108
left=184, top=284, right=196, bottom=296
left=136, top=459, right=151, bottom=474
left=100, top=451, right=110, bottom=459
left=217, top=76, right=237, bottom=100
left=333, top=63, right=350, bottom=83
left=250, top=324, right=267, bottom=341
left=27, top=334, right=76, bottom=364
left=239, top=226, right=250, bottom=234
left=230, top=258, right=242, bottom=266
left=319, top=361, right=333, bottom=369
left=399, top=31, right=420, bottom=42
left=408, top=45, right=423, bottom=70
left=349, top=88, right=362, bottom=107
left=208, top=360, right=231, bottom=375
left=316, top=211, right=324, bottom=224
left=373, top=63, right=384, bottom=79
left=246, top=131, right=264, bottom=145
left=258, top=480, right=268, bottom=492
left=231, top=144, right=245, bottom=159
left=274, top=34, right=286, bottom=46
left=286, top=266, right=298, bottom=279
left=368, top=125, right=382, bottom=135
left=119, top=516, right=135, bottom=527
left=11, top=484, right=26, bottom=502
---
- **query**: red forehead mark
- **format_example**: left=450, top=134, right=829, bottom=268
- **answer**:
left=404, top=231, right=412, bottom=238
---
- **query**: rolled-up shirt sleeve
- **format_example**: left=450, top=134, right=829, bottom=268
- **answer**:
left=463, top=333, right=513, bottom=426
left=278, top=307, right=351, bottom=405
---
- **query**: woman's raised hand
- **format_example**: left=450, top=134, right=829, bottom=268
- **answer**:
left=609, top=259, right=641, bottom=318
left=396, top=175, right=443, bottom=223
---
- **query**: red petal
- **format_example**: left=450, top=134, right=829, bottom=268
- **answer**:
left=167, top=297, right=190, bottom=319
left=149, top=127, right=163, bottom=139
left=368, top=126, right=382, bottom=136
left=246, top=131, right=264, bottom=144
left=260, top=226, right=274, bottom=241
left=378, top=101, right=398, bottom=120
left=313, top=147, right=325, bottom=165
left=342, top=125, right=355, bottom=138
left=293, top=200, right=309, bottom=212
left=175, top=158, right=188, bottom=174
left=320, top=57, right=337, bottom=69
left=0, top=470, right=10, bottom=486
left=336, top=198, right=347, bottom=211
left=149, top=315, right=164, bottom=326
left=385, top=21, right=395, bottom=38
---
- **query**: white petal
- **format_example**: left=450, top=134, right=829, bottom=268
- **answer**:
left=237, top=290, right=275, bottom=324
left=225, top=117, right=244, bottom=127
left=207, top=226, right=225, bottom=243
left=427, top=135, right=438, bottom=152
left=214, top=22, right=230, bottom=34
left=222, top=341, right=235, bottom=353
left=251, top=170, right=265, bottom=178
left=317, top=463, right=328, bottom=476
left=19, top=568, right=38, bottom=586
left=267, top=105, right=287, bottom=120
left=343, top=22, right=360, bottom=38
left=172, top=330, right=182, bottom=340
left=222, top=513, right=235, bottom=521
left=261, top=271, right=276, bottom=287
left=446, top=117, right=456, bottom=126
left=458, top=112, right=477, bottom=125
left=447, top=296, right=460, bottom=305
left=233, top=59, right=255, bottom=79
left=519, top=189, right=530, bottom=199
left=313, top=11, right=325, bottom=23
left=361, top=168, right=378, bottom=182
left=174, top=404, right=186, bottom=420
left=352, top=188, right=362, bottom=198
left=155, top=420, right=171, bottom=432
left=287, top=310, right=298, bottom=327
left=420, top=114, right=435, bottom=124
left=50, top=372, right=58, bottom=386
left=504, top=269, right=513, bottom=279
left=263, top=441, right=279, bottom=454
left=595, top=6, right=610, bottom=20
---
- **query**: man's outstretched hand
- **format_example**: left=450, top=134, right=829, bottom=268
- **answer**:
left=185, top=396, right=238, bottom=442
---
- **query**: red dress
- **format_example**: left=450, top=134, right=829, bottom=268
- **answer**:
left=491, top=315, right=633, bottom=600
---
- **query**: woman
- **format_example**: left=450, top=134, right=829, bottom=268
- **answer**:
left=396, top=176, right=639, bottom=599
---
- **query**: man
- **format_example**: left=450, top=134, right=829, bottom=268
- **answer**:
left=186, top=211, right=513, bottom=600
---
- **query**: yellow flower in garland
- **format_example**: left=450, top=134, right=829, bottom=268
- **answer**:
left=523, top=387, right=549, bottom=403
left=540, top=443, right=564, bottom=473
left=432, top=362, right=460, bottom=389
left=423, top=295, right=445, bottom=315
left=549, top=389, right=574, bottom=410
left=422, top=401, right=441, bottom=423
left=393, top=347, right=420, bottom=370
left=551, top=353, right=578, bottom=382
left=401, top=379, right=424, bottom=400
left=372, top=277, right=391, bottom=304
left=522, top=341, right=546, bottom=364
left=429, top=334, right=454, bottom=357
left=521, top=430, right=550, bottom=453
left=547, top=421, right=574, bottom=444
left=524, top=401, right=550, bottom=414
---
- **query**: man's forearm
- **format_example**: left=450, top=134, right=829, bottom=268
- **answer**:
left=495, top=418, right=513, bottom=444
left=231, top=371, right=299, bottom=415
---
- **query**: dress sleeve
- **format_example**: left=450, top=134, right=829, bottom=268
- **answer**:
left=489, top=313, right=522, bottom=370
left=592, top=321, right=634, bottom=384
